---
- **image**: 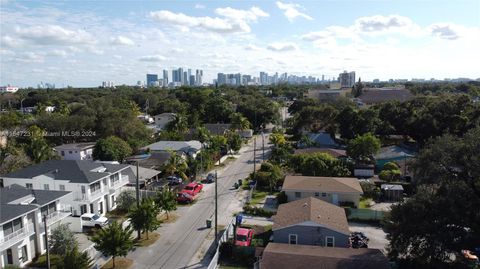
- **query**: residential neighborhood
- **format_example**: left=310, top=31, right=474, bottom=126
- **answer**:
left=1, top=1, right=479, bottom=269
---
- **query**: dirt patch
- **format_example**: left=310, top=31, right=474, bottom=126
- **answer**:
left=135, top=232, right=160, bottom=247
left=101, top=257, right=133, bottom=269
left=158, top=212, right=179, bottom=223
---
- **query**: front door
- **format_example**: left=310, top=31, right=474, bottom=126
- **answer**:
left=332, top=194, right=339, bottom=205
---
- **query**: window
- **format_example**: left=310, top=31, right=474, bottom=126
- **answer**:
left=26, top=183, right=33, bottom=189
left=98, top=202, right=103, bottom=214
left=80, top=205, right=87, bottom=215
left=61, top=151, right=65, bottom=156
left=19, top=245, right=28, bottom=262
left=322, top=193, right=327, bottom=197
left=295, top=192, right=301, bottom=198
left=110, top=173, right=120, bottom=185
left=43, top=184, right=49, bottom=190
left=314, top=192, right=320, bottom=197
left=326, top=236, right=335, bottom=247
left=69, top=151, right=72, bottom=154
left=89, top=204, right=94, bottom=213
left=289, top=234, right=298, bottom=245
left=90, top=182, right=101, bottom=193
left=59, top=184, right=65, bottom=191
left=111, top=195, right=116, bottom=207
left=81, top=217, right=91, bottom=221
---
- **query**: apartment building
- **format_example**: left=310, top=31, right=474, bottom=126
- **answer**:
left=1, top=160, right=131, bottom=217
left=0, top=184, right=72, bottom=268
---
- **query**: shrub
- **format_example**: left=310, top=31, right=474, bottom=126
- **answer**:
left=276, top=191, right=288, bottom=205
left=242, top=205, right=275, bottom=217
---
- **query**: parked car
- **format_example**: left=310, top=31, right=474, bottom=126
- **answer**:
left=182, top=182, right=203, bottom=196
left=205, top=173, right=215, bottom=183
left=235, top=227, right=254, bottom=247
left=81, top=213, right=109, bottom=228
left=167, top=176, right=182, bottom=186
left=176, top=191, right=194, bottom=203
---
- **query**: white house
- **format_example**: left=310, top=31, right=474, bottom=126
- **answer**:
left=0, top=86, right=19, bottom=93
left=54, top=142, right=96, bottom=161
left=0, top=184, right=72, bottom=268
left=281, top=176, right=364, bottom=207
left=1, top=160, right=131, bottom=217
left=141, top=140, right=202, bottom=158
left=153, top=113, right=176, bottom=130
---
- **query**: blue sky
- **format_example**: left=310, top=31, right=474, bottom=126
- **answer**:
left=1, top=0, right=479, bottom=87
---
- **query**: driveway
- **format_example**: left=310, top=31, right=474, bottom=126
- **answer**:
left=349, top=222, right=389, bottom=253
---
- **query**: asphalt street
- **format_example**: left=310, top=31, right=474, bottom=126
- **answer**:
left=128, top=136, right=268, bottom=269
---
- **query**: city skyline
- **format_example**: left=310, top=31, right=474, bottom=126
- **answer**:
left=1, top=0, right=479, bottom=87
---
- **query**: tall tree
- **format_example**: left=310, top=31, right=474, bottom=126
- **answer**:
left=93, top=136, right=132, bottom=162
left=154, top=188, right=177, bottom=219
left=164, top=151, right=188, bottom=180
left=25, top=125, right=55, bottom=163
left=57, top=245, right=93, bottom=269
left=386, top=127, right=480, bottom=268
left=91, top=221, right=134, bottom=269
left=49, top=223, right=77, bottom=256
left=346, top=133, right=381, bottom=164
left=127, top=198, right=161, bottom=240
left=230, top=112, right=251, bottom=130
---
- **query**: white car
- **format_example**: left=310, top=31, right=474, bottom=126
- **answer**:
left=81, top=213, right=109, bottom=228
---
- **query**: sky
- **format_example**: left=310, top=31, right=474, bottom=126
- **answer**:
left=1, top=0, right=479, bottom=87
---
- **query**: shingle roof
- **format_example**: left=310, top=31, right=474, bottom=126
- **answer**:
left=259, top=243, right=389, bottom=269
left=54, top=142, right=95, bottom=151
left=282, top=176, right=363, bottom=194
left=272, top=197, right=349, bottom=234
left=141, top=140, right=202, bottom=153
left=293, top=148, right=346, bottom=158
left=358, top=88, right=413, bottom=104
left=204, top=124, right=231, bottom=136
left=4, top=160, right=129, bottom=183
left=0, top=184, right=71, bottom=224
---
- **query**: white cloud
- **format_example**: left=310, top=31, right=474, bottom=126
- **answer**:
left=138, top=55, right=166, bottom=62
left=276, top=1, right=313, bottom=22
left=14, top=25, right=95, bottom=46
left=267, top=42, right=298, bottom=52
left=47, top=49, right=67, bottom=57
left=110, top=35, right=135, bottom=46
left=195, top=4, right=205, bottom=9
left=14, top=52, right=44, bottom=63
left=429, top=23, right=463, bottom=40
left=354, top=15, right=414, bottom=32
left=244, top=44, right=261, bottom=51
left=149, top=6, right=268, bottom=34
left=301, top=31, right=331, bottom=41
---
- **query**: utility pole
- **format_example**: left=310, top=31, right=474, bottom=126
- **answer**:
left=262, top=131, right=265, bottom=161
left=43, top=215, right=50, bottom=269
left=214, top=170, right=218, bottom=247
left=135, top=161, right=141, bottom=240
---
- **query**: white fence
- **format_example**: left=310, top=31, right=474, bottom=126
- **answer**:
left=207, top=218, right=236, bottom=269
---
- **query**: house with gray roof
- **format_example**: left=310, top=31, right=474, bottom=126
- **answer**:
left=272, top=197, right=350, bottom=248
left=142, top=140, right=202, bottom=158
left=0, top=184, right=72, bottom=268
left=1, top=160, right=131, bottom=217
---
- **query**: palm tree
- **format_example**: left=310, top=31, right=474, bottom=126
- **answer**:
left=230, top=112, right=251, bottom=130
left=154, top=189, right=177, bottom=220
left=166, top=114, right=188, bottom=133
left=91, top=221, right=134, bottom=269
left=164, top=151, right=188, bottom=180
left=127, top=198, right=161, bottom=240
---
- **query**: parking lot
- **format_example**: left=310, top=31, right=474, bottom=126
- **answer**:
left=349, top=222, right=389, bottom=253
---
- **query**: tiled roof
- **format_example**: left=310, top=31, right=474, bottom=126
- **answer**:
left=272, top=197, right=349, bottom=234
left=282, top=176, right=363, bottom=194
left=259, top=243, right=389, bottom=269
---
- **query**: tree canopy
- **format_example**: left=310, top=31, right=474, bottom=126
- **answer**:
left=93, top=136, right=132, bottom=162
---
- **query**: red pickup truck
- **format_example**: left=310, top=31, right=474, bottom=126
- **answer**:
left=176, top=182, right=203, bottom=203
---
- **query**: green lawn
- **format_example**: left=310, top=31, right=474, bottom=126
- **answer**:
left=249, top=191, right=268, bottom=205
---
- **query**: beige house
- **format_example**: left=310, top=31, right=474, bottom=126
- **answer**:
left=282, top=176, right=363, bottom=207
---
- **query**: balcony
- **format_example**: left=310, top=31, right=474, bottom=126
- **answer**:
left=45, top=208, right=72, bottom=226
left=110, top=175, right=129, bottom=190
left=0, top=224, right=35, bottom=251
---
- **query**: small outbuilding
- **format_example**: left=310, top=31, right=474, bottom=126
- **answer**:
left=381, top=184, right=404, bottom=201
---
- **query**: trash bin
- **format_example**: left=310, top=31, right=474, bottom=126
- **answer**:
left=206, top=219, right=212, bottom=228
left=238, top=179, right=243, bottom=186
left=234, top=183, right=239, bottom=189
